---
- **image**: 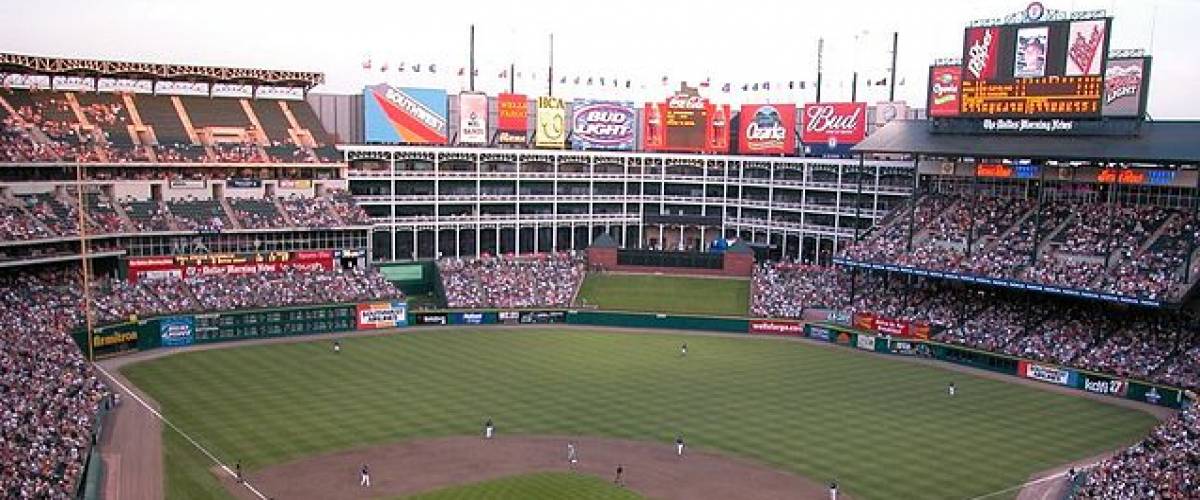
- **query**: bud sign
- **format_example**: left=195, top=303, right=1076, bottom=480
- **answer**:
left=800, top=102, right=866, bottom=145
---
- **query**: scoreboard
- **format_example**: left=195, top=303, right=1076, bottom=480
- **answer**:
left=959, top=17, right=1111, bottom=118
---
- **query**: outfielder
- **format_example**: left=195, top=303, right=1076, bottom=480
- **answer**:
left=680, top=343, right=688, bottom=357
left=333, top=340, right=341, bottom=354
left=948, top=381, right=956, bottom=397
left=567, top=442, right=579, bottom=470
left=484, top=417, right=494, bottom=439
left=829, top=480, right=838, bottom=500
left=360, top=463, right=370, bottom=487
left=675, top=435, right=685, bottom=457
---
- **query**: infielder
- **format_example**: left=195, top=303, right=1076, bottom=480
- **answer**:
left=333, top=340, right=341, bottom=354
left=675, top=435, right=685, bottom=457
left=484, top=417, right=494, bottom=439
left=360, top=463, right=370, bottom=487
left=680, top=343, right=688, bottom=357
left=948, top=381, right=956, bottom=397
left=567, top=442, right=579, bottom=470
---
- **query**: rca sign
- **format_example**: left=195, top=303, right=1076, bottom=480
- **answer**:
left=800, top=102, right=866, bottom=147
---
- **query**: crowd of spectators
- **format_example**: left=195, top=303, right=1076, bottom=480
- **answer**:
left=1077, top=400, right=1199, bottom=499
left=750, top=262, right=849, bottom=318
left=438, top=252, right=585, bottom=309
left=840, top=194, right=1198, bottom=302
left=280, top=189, right=371, bottom=227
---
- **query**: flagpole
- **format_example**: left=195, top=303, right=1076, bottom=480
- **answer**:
left=815, top=38, right=824, bottom=103
left=888, top=31, right=899, bottom=101
left=547, top=33, right=555, bottom=97
left=469, top=25, right=476, bottom=92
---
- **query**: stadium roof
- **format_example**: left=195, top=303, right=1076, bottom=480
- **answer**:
left=0, top=52, right=324, bottom=89
left=853, top=120, right=1200, bottom=164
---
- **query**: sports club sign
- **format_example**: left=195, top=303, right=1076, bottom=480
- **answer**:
left=643, top=90, right=729, bottom=153
left=356, top=301, right=409, bottom=329
left=927, top=65, right=962, bottom=117
left=738, top=104, right=795, bottom=155
left=1102, top=57, right=1149, bottom=117
left=800, top=102, right=866, bottom=148
left=496, top=93, right=528, bottom=144
left=570, top=99, right=636, bottom=150
left=363, top=84, right=448, bottom=144
left=535, top=96, right=566, bottom=148
left=457, top=93, right=487, bottom=144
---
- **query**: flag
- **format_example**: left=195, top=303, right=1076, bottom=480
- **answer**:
left=700, top=77, right=710, bottom=88
left=788, top=81, right=794, bottom=89
left=414, top=64, right=422, bottom=73
left=876, top=78, right=887, bottom=86
left=560, top=76, right=567, bottom=84
left=799, top=81, right=806, bottom=89
left=499, top=69, right=507, bottom=78
left=721, top=83, right=730, bottom=92
left=361, top=59, right=372, bottom=70
left=380, top=62, right=389, bottom=72
left=752, top=83, right=759, bottom=91
left=763, top=82, right=770, bottom=90
left=625, top=80, right=631, bottom=89
left=573, top=76, right=580, bottom=84
left=899, top=77, right=906, bottom=85
left=397, top=62, right=405, bottom=72
left=661, top=76, right=669, bottom=85
left=587, top=77, right=593, bottom=85
left=457, top=67, right=465, bottom=76
left=600, top=77, right=606, bottom=86
left=516, top=71, right=523, bottom=78
left=741, top=84, right=748, bottom=92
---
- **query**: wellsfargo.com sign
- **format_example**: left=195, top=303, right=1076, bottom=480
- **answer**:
left=749, top=320, right=805, bottom=336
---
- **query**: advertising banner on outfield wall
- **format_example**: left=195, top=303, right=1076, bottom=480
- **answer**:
left=749, top=320, right=805, bottom=336
left=356, top=301, right=408, bottom=329
left=451, top=312, right=493, bottom=325
left=414, top=312, right=449, bottom=325
left=805, top=324, right=834, bottom=342
left=520, top=310, right=566, bottom=324
left=363, top=84, right=448, bottom=144
left=535, top=96, right=566, bottom=148
left=457, top=93, right=488, bottom=144
left=856, top=333, right=876, bottom=351
left=1018, top=360, right=1078, bottom=387
left=159, top=316, right=195, bottom=347
left=498, top=311, right=520, bottom=325
left=738, top=104, right=795, bottom=155
left=570, top=99, right=636, bottom=150
left=1078, top=373, right=1127, bottom=397
left=852, top=312, right=930, bottom=339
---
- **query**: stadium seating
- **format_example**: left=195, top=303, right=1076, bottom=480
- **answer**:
left=1077, top=400, right=1199, bottom=498
left=438, top=253, right=585, bottom=309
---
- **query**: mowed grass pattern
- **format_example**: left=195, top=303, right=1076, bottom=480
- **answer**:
left=577, top=274, right=750, bottom=316
left=401, top=472, right=640, bottom=500
left=122, top=329, right=1159, bottom=500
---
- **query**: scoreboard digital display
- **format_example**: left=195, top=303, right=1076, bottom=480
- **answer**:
left=959, top=17, right=1111, bottom=118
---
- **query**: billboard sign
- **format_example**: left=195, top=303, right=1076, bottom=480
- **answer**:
left=535, top=96, right=566, bottom=148
left=927, top=66, right=963, bottom=117
left=643, top=90, right=729, bottom=153
left=356, top=301, right=408, bottom=329
left=959, top=18, right=1111, bottom=118
left=457, top=93, right=488, bottom=144
left=570, top=99, right=636, bottom=150
left=494, top=92, right=528, bottom=135
left=748, top=320, right=805, bottom=336
left=159, top=316, right=195, bottom=347
left=1102, top=57, right=1149, bottom=117
left=738, top=104, right=795, bottom=155
left=1018, top=360, right=1077, bottom=387
left=800, top=102, right=866, bottom=147
left=363, top=84, right=448, bottom=144
left=128, top=251, right=334, bottom=282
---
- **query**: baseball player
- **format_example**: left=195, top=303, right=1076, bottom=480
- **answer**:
left=675, top=435, right=685, bottom=457
left=360, top=463, right=370, bottom=487
left=484, top=417, right=494, bottom=439
left=614, top=464, right=624, bottom=486
left=333, top=340, right=341, bottom=354
left=948, top=381, right=956, bottom=397
left=235, top=461, right=242, bottom=483
left=680, top=343, right=688, bottom=357
left=829, top=480, right=838, bottom=500
left=567, top=442, right=579, bottom=470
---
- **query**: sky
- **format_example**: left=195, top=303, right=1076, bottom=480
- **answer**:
left=2, top=0, right=1198, bottom=118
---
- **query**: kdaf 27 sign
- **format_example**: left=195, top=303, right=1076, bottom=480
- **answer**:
left=570, top=100, right=635, bottom=150
left=738, top=104, right=795, bottom=155
left=800, top=102, right=866, bottom=149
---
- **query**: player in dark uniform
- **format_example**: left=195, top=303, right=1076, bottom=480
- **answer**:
left=235, top=460, right=242, bottom=483
left=614, top=464, right=624, bottom=486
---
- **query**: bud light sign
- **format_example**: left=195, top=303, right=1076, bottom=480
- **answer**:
left=800, top=102, right=866, bottom=148
left=570, top=100, right=636, bottom=150
left=738, top=104, right=795, bottom=155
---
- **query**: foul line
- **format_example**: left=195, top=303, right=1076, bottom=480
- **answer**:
left=967, top=460, right=1101, bottom=500
left=94, top=364, right=269, bottom=500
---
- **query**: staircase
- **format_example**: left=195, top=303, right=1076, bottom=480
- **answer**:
left=217, top=197, right=243, bottom=229
left=1036, top=215, right=1075, bottom=257
left=272, top=197, right=297, bottom=226
left=169, top=96, right=201, bottom=144
left=107, top=192, right=136, bottom=232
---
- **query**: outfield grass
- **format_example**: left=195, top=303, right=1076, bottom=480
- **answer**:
left=401, top=472, right=640, bottom=500
left=576, top=273, right=750, bottom=316
left=122, top=329, right=1159, bottom=500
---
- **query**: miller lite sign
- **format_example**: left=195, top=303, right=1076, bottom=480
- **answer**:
left=963, top=27, right=999, bottom=81
left=800, top=102, right=866, bottom=146
left=738, top=104, right=795, bottom=154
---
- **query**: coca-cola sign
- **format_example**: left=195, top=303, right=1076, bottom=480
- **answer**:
left=927, top=66, right=962, bottom=117
left=666, top=95, right=706, bottom=109
left=963, top=27, right=999, bottom=81
left=1102, top=57, right=1147, bottom=117
left=570, top=100, right=636, bottom=150
left=800, top=102, right=866, bottom=146
left=738, top=104, right=795, bottom=154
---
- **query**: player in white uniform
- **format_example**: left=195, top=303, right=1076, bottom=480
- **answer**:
left=360, top=463, right=371, bottom=487
left=675, top=435, right=685, bottom=457
left=484, top=417, right=494, bottom=439
left=333, top=340, right=341, bottom=353
left=567, top=442, right=578, bottom=470
left=680, top=343, right=688, bottom=357
left=829, top=480, right=838, bottom=500
left=948, top=381, right=956, bottom=397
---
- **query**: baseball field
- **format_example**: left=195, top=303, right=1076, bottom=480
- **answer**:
left=576, top=274, right=751, bottom=316
left=120, top=328, right=1160, bottom=499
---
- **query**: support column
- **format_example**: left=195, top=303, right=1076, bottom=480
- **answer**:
left=495, top=225, right=501, bottom=255
left=906, top=155, right=920, bottom=252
